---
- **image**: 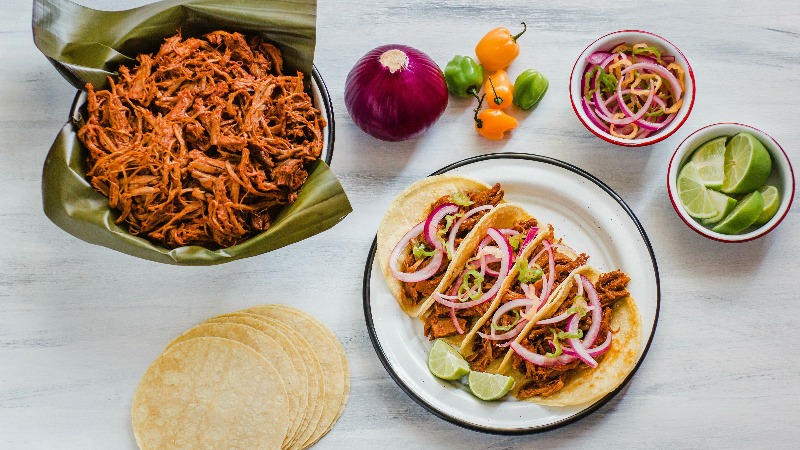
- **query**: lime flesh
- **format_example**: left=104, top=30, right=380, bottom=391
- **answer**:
left=468, top=371, right=515, bottom=401
left=700, top=190, right=738, bottom=226
left=691, top=136, right=727, bottom=190
left=712, top=190, right=764, bottom=235
left=428, top=339, right=470, bottom=381
left=722, top=132, right=772, bottom=194
left=677, top=162, right=718, bottom=219
left=753, top=185, right=780, bottom=226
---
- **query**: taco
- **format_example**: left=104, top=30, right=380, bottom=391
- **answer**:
left=421, top=204, right=544, bottom=347
left=499, top=265, right=641, bottom=405
left=460, top=227, right=591, bottom=372
left=376, top=175, right=505, bottom=317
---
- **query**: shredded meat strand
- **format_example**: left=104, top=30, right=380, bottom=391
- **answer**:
left=77, top=31, right=325, bottom=249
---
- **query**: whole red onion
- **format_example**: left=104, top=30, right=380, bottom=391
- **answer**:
left=344, top=44, right=448, bottom=142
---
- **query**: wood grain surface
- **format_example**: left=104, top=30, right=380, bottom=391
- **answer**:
left=1, top=0, right=798, bottom=448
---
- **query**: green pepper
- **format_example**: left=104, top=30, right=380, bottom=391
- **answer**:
left=444, top=55, right=484, bottom=100
left=512, top=69, right=549, bottom=110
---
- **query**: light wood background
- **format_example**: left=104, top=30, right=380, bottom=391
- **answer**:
left=1, top=0, right=798, bottom=448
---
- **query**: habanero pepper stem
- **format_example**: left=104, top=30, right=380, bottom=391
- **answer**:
left=489, top=78, right=502, bottom=106
left=473, top=93, right=486, bottom=129
left=473, top=93, right=519, bottom=140
left=484, top=70, right=513, bottom=110
left=443, top=55, right=484, bottom=101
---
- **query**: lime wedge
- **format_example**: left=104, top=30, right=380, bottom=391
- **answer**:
left=677, top=162, right=718, bottom=219
left=700, top=191, right=738, bottom=225
left=468, top=371, right=515, bottom=401
left=722, top=132, right=772, bottom=194
left=690, top=136, right=727, bottom=189
left=712, top=190, right=764, bottom=234
left=428, top=339, right=470, bottom=381
left=753, top=185, right=780, bottom=226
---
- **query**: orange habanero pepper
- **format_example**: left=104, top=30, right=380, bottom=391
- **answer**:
left=473, top=95, right=518, bottom=140
left=484, top=70, right=514, bottom=110
left=475, top=22, right=527, bottom=72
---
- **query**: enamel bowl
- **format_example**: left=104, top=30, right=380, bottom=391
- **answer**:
left=569, top=30, right=695, bottom=147
left=667, top=123, right=795, bottom=242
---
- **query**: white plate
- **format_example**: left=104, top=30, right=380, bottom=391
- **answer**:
left=363, top=153, right=659, bottom=433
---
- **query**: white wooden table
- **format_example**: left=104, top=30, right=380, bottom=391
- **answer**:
left=2, top=0, right=798, bottom=448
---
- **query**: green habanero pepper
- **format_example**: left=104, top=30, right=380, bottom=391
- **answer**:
left=512, top=69, right=549, bottom=110
left=444, top=55, right=484, bottom=100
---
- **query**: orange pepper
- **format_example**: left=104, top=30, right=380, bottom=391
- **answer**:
left=484, top=70, right=514, bottom=110
left=475, top=22, right=527, bottom=72
left=473, top=95, right=518, bottom=140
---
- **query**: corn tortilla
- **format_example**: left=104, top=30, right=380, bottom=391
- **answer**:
left=165, top=321, right=303, bottom=448
left=243, top=305, right=349, bottom=449
left=204, top=313, right=321, bottom=450
left=132, top=337, right=289, bottom=450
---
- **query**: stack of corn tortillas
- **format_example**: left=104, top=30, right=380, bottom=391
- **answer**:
left=132, top=304, right=349, bottom=449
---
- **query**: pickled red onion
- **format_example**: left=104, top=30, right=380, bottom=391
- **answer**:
left=388, top=222, right=444, bottom=283
left=433, top=228, right=511, bottom=309
left=425, top=203, right=458, bottom=249
left=447, top=204, right=494, bottom=257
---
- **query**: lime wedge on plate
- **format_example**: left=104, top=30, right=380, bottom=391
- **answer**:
left=677, top=162, right=717, bottom=219
left=753, top=185, right=780, bottom=226
left=712, top=190, right=764, bottom=234
left=700, top=191, right=738, bottom=226
left=722, top=132, right=772, bottom=194
left=428, top=339, right=470, bottom=380
left=690, top=136, right=727, bottom=189
left=468, top=371, right=515, bottom=401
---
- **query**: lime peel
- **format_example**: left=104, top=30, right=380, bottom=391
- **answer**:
left=428, top=339, right=470, bottom=381
left=712, top=190, right=764, bottom=235
left=468, top=371, right=515, bottom=401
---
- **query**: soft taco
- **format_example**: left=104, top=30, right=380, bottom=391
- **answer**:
left=376, top=175, right=505, bottom=317
left=498, top=265, right=642, bottom=405
left=460, top=226, right=592, bottom=371
left=421, top=203, right=545, bottom=348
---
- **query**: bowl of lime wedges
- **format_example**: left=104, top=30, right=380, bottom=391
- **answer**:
left=668, top=123, right=794, bottom=242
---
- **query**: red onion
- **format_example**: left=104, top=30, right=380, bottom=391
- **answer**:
left=433, top=228, right=511, bottom=309
left=447, top=204, right=494, bottom=257
left=491, top=298, right=537, bottom=329
left=344, top=44, right=448, bottom=141
left=450, top=306, right=464, bottom=335
left=579, top=274, right=603, bottom=349
left=519, top=227, right=539, bottom=252
left=560, top=331, right=612, bottom=358
left=510, top=340, right=576, bottom=367
left=479, top=320, right=527, bottom=341
left=425, top=203, right=458, bottom=249
left=586, top=51, right=612, bottom=66
left=388, top=222, right=444, bottom=283
left=566, top=312, right=598, bottom=368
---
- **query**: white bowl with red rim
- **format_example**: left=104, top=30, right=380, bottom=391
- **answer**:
left=569, top=30, right=695, bottom=147
left=667, top=123, right=795, bottom=242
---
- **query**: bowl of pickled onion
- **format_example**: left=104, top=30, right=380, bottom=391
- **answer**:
left=569, top=30, right=695, bottom=147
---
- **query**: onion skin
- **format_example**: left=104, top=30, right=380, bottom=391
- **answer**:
left=345, top=44, right=448, bottom=142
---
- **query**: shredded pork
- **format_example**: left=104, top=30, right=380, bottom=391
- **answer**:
left=77, top=31, right=325, bottom=249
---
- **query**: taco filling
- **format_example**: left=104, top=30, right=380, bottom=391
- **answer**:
left=508, top=269, right=630, bottom=398
left=465, top=229, right=591, bottom=372
left=389, top=184, right=504, bottom=308
left=424, top=217, right=539, bottom=340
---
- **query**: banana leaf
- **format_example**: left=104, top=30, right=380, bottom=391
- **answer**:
left=33, top=0, right=352, bottom=265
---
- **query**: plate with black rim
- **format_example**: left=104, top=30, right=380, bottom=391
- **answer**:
left=363, top=153, right=659, bottom=434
